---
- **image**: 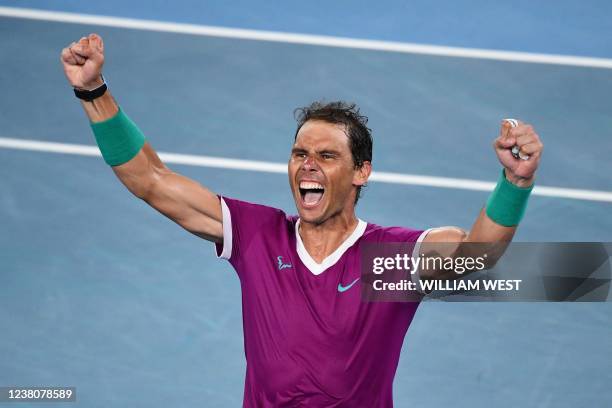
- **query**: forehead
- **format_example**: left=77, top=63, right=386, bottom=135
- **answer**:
left=294, top=120, right=350, bottom=151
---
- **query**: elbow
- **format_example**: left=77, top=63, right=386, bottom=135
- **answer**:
left=461, top=242, right=510, bottom=271
left=114, top=165, right=170, bottom=201
left=116, top=172, right=155, bottom=200
left=481, top=246, right=508, bottom=270
left=132, top=179, right=155, bottom=201
left=136, top=170, right=170, bottom=202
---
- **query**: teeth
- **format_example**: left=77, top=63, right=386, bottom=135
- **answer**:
left=299, top=181, right=324, bottom=190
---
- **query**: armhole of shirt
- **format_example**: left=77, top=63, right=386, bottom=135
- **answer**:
left=215, top=197, right=233, bottom=260
left=410, top=228, right=436, bottom=294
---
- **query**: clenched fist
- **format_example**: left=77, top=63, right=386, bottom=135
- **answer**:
left=60, top=33, right=105, bottom=90
left=494, top=120, right=543, bottom=186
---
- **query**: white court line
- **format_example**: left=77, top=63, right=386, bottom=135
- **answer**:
left=1, top=6, right=612, bottom=69
left=1, top=137, right=611, bottom=203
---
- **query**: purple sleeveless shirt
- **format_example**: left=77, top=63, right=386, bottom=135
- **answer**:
left=215, top=197, right=428, bottom=407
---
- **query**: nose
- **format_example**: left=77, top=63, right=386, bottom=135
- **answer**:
left=302, top=155, right=319, bottom=171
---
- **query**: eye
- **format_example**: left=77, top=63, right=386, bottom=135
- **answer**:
left=321, top=153, right=334, bottom=159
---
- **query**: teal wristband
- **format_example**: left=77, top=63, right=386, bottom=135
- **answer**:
left=90, top=108, right=146, bottom=166
left=485, top=170, right=533, bottom=227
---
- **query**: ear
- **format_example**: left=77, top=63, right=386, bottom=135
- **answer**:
left=353, top=161, right=372, bottom=187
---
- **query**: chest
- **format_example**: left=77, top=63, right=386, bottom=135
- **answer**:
left=245, top=245, right=374, bottom=335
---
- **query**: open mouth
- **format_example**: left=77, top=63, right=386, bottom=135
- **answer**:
left=299, top=181, right=325, bottom=207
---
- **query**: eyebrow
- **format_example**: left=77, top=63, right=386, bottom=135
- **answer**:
left=318, top=149, right=340, bottom=156
left=291, top=147, right=342, bottom=155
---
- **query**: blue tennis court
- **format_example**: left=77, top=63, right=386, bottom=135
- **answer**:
left=1, top=1, right=611, bottom=406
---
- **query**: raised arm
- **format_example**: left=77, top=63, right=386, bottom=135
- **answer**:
left=420, top=119, right=543, bottom=280
left=61, top=34, right=223, bottom=242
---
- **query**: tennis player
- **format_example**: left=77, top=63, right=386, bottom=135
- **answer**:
left=61, top=34, right=543, bottom=407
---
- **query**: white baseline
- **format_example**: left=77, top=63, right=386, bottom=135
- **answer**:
left=1, top=6, right=612, bottom=69
left=1, top=137, right=611, bottom=203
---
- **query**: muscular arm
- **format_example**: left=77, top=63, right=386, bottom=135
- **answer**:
left=419, top=208, right=515, bottom=280
left=419, top=121, right=543, bottom=281
left=64, top=34, right=223, bottom=243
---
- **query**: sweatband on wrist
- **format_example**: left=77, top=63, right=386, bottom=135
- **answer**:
left=90, top=108, right=146, bottom=166
left=485, top=169, right=533, bottom=227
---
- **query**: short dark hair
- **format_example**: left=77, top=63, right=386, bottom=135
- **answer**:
left=293, top=101, right=373, bottom=203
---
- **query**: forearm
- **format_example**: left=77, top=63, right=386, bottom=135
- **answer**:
left=460, top=171, right=533, bottom=265
left=465, top=208, right=515, bottom=243
left=112, top=143, right=168, bottom=199
left=79, top=78, right=119, bottom=123
left=77, top=84, right=160, bottom=197
left=421, top=119, right=541, bottom=281
left=422, top=173, right=533, bottom=280
left=62, top=33, right=223, bottom=241
left=81, top=92, right=222, bottom=237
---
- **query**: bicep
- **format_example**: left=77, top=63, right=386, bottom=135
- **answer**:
left=423, top=226, right=467, bottom=245
left=418, top=226, right=467, bottom=280
left=145, top=171, right=223, bottom=242
left=111, top=143, right=223, bottom=242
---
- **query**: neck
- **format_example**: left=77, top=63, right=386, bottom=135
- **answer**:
left=298, top=212, right=359, bottom=263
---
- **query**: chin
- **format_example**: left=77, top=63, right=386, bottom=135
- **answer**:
left=293, top=203, right=327, bottom=226
left=295, top=206, right=321, bottom=224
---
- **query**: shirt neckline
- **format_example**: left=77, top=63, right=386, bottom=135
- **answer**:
left=295, top=218, right=367, bottom=276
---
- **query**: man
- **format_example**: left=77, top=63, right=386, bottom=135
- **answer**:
left=61, top=34, right=543, bottom=407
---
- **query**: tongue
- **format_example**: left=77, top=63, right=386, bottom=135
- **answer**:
left=304, top=191, right=323, bottom=205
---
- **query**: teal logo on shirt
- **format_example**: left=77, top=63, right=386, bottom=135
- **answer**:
left=277, top=256, right=292, bottom=270
left=338, top=278, right=360, bottom=293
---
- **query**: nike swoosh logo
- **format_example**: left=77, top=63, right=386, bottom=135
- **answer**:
left=338, top=278, right=360, bottom=293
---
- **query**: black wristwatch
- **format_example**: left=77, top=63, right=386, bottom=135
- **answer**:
left=73, top=75, right=107, bottom=101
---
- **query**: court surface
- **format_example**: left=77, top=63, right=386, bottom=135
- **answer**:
left=1, top=1, right=611, bottom=407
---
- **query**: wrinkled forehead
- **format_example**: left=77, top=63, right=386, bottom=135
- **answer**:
left=293, top=120, right=350, bottom=151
